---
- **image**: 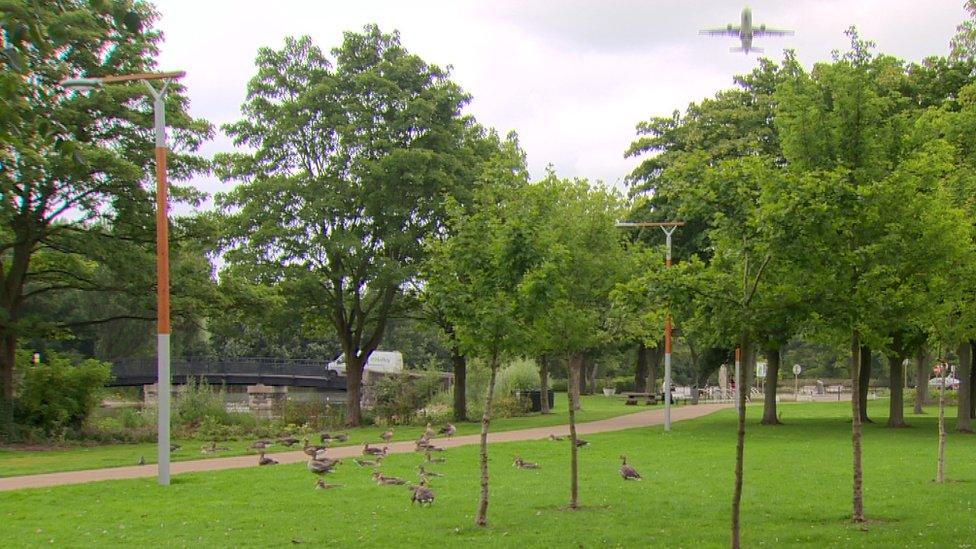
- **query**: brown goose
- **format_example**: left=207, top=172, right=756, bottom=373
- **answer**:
left=354, top=456, right=383, bottom=467
left=548, top=434, right=565, bottom=442
left=438, top=423, right=456, bottom=438
left=409, top=482, right=435, bottom=506
left=315, top=479, right=342, bottom=490
left=619, top=455, right=642, bottom=480
left=307, top=458, right=338, bottom=475
left=417, top=465, right=443, bottom=478
left=303, top=439, right=328, bottom=457
left=424, top=449, right=446, bottom=464
left=380, top=429, right=394, bottom=443
left=258, top=452, right=278, bottom=466
left=249, top=440, right=272, bottom=451
left=138, top=455, right=145, bottom=466
left=574, top=438, right=589, bottom=447
left=513, top=456, right=540, bottom=469
left=362, top=443, right=387, bottom=456
left=372, top=471, right=406, bottom=485
left=424, top=422, right=436, bottom=439
left=277, top=436, right=300, bottom=447
left=333, top=433, right=349, bottom=442
left=170, top=444, right=182, bottom=452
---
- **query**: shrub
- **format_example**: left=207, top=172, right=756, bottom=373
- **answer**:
left=14, top=351, right=112, bottom=438
left=174, top=377, right=229, bottom=428
left=281, top=399, right=345, bottom=431
left=372, top=371, right=442, bottom=425
left=492, top=394, right=531, bottom=418
left=496, top=358, right=540, bottom=395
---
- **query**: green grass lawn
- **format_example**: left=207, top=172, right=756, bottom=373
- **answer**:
left=0, top=393, right=639, bottom=478
left=2, top=400, right=973, bottom=547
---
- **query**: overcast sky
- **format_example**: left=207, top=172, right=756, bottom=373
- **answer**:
left=153, top=0, right=969, bottom=203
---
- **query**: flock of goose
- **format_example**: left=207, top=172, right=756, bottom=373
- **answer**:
left=145, top=421, right=643, bottom=505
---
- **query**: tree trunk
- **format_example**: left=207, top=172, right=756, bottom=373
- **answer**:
left=0, top=334, right=15, bottom=439
left=648, top=344, right=661, bottom=394
left=851, top=331, right=865, bottom=523
left=539, top=355, right=551, bottom=414
left=914, top=349, right=929, bottom=414
left=344, top=356, right=364, bottom=427
left=585, top=359, right=598, bottom=395
left=451, top=342, right=467, bottom=422
left=731, top=339, right=750, bottom=549
left=857, top=345, right=871, bottom=423
left=568, top=353, right=583, bottom=510
left=475, top=355, right=499, bottom=527
left=937, top=362, right=947, bottom=483
left=760, top=346, right=781, bottom=425
left=956, top=341, right=973, bottom=433
left=634, top=342, right=648, bottom=392
left=571, top=353, right=582, bottom=411
left=887, top=353, right=907, bottom=428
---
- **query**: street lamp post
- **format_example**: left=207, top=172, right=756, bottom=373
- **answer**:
left=61, top=71, right=184, bottom=486
left=616, top=220, right=684, bottom=431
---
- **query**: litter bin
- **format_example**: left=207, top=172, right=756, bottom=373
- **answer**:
left=516, top=389, right=555, bottom=412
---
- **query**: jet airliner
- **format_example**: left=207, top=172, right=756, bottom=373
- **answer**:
left=699, top=7, right=793, bottom=54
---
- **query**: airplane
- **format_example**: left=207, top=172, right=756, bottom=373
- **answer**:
left=699, top=6, right=793, bottom=54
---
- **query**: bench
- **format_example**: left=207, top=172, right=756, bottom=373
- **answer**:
left=621, top=392, right=664, bottom=406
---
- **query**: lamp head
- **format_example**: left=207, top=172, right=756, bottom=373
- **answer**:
left=60, top=77, right=103, bottom=91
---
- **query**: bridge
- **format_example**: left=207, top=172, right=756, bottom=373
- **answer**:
left=109, top=357, right=347, bottom=390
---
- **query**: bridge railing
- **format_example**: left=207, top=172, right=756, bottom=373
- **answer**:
left=110, top=357, right=340, bottom=380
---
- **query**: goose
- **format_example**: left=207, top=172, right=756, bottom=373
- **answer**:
left=417, top=465, right=443, bottom=478
left=277, top=436, right=300, bottom=447
left=303, top=439, right=327, bottom=457
left=574, top=438, right=589, bottom=447
left=258, top=452, right=278, bottom=466
left=424, top=449, right=446, bottom=464
left=319, top=432, right=334, bottom=443
left=313, top=448, right=330, bottom=461
left=333, top=433, right=349, bottom=442
left=513, top=456, right=540, bottom=469
left=313, top=456, right=342, bottom=468
left=307, top=458, right=337, bottom=476
left=438, top=423, right=456, bottom=438
left=423, top=422, right=436, bottom=440
left=362, top=443, right=387, bottom=456
left=548, top=434, right=565, bottom=442
left=138, top=456, right=145, bottom=466
left=315, top=479, right=342, bottom=490
left=170, top=444, right=182, bottom=452
left=619, top=455, right=642, bottom=481
left=248, top=440, right=271, bottom=451
left=354, top=456, right=383, bottom=467
left=372, top=471, right=406, bottom=485
left=380, top=429, right=394, bottom=443
left=409, top=482, right=435, bottom=506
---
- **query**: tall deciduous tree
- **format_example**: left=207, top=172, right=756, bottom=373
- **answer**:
left=0, top=1, right=211, bottom=435
left=216, top=28, right=479, bottom=426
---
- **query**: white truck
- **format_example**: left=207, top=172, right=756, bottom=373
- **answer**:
left=326, top=351, right=404, bottom=375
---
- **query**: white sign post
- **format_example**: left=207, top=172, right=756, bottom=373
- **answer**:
left=793, top=364, right=802, bottom=401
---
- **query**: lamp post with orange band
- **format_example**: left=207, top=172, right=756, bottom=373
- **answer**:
left=616, top=220, right=684, bottom=431
left=61, top=71, right=184, bottom=485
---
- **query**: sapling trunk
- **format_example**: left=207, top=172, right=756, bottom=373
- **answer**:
left=851, top=333, right=865, bottom=522
left=937, top=362, right=947, bottom=483
left=857, top=345, right=871, bottom=423
left=475, top=355, right=499, bottom=527
left=539, top=355, right=550, bottom=414
left=568, top=353, right=583, bottom=509
left=731, top=342, right=748, bottom=549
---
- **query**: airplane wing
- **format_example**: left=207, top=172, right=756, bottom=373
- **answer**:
left=699, top=27, right=740, bottom=36
left=754, top=26, right=794, bottom=37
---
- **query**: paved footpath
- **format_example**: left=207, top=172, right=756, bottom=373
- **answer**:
left=0, top=403, right=729, bottom=492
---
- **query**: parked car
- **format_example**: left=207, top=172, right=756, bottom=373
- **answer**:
left=928, top=376, right=961, bottom=389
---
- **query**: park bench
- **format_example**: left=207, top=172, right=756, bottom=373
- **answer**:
left=621, top=392, right=665, bottom=406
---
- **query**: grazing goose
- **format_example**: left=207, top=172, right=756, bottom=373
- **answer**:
left=277, top=436, right=300, bottom=447
left=574, top=438, right=589, bottom=447
left=303, top=439, right=328, bottom=457
left=258, top=452, right=278, bottom=466
left=409, top=482, right=435, bottom=506
left=248, top=440, right=271, bottom=451
left=372, top=471, right=406, bottom=485
left=170, top=444, right=182, bottom=452
left=319, top=432, right=334, bottom=443
left=307, top=458, right=337, bottom=476
left=513, top=456, right=540, bottom=469
left=424, top=449, right=446, bottom=464
left=548, top=434, right=565, bottom=442
left=315, top=479, right=342, bottom=490
left=438, top=423, right=456, bottom=438
left=138, top=456, right=145, bottom=466
left=333, top=433, right=349, bottom=442
left=362, top=443, right=387, bottom=456
left=424, top=422, right=436, bottom=440
left=417, top=465, right=443, bottom=478
left=380, top=429, right=394, bottom=443
left=354, top=456, right=384, bottom=467
left=619, top=455, right=642, bottom=481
